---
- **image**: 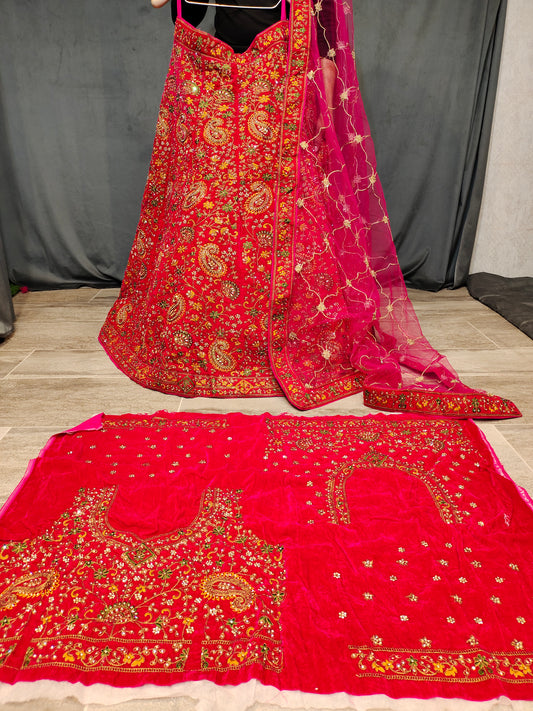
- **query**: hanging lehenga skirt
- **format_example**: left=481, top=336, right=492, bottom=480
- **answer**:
left=99, top=0, right=520, bottom=419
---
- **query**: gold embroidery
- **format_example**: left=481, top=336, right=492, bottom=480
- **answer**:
left=208, top=339, right=236, bottom=372
left=181, top=80, right=200, bottom=96
left=116, top=303, right=133, bottom=327
left=203, top=117, right=230, bottom=146
left=349, top=645, right=533, bottom=683
left=247, top=110, right=274, bottom=141
left=212, top=87, right=235, bottom=105
left=182, top=182, right=207, bottom=210
left=174, top=330, right=193, bottom=348
left=176, top=119, right=189, bottom=143
left=135, top=230, right=147, bottom=257
left=251, top=79, right=272, bottom=96
left=221, top=280, right=240, bottom=300
left=0, top=570, right=59, bottom=610
left=98, top=602, right=139, bottom=624
left=179, top=225, right=195, bottom=243
left=198, top=243, right=227, bottom=278
left=245, top=182, right=273, bottom=215
left=156, top=106, right=171, bottom=139
left=167, top=294, right=186, bottom=323
left=200, top=572, right=256, bottom=612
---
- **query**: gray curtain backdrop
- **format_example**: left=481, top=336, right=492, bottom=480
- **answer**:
left=0, top=232, right=14, bottom=338
left=354, top=0, right=506, bottom=290
left=0, top=0, right=506, bottom=316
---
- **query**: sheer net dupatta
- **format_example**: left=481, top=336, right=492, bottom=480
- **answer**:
left=270, top=0, right=520, bottom=419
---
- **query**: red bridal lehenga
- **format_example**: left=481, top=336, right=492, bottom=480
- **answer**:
left=98, top=0, right=520, bottom=420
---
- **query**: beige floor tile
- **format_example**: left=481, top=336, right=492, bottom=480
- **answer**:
left=467, top=313, right=533, bottom=349
left=0, top=350, right=33, bottom=378
left=13, top=304, right=112, bottom=323
left=477, top=422, right=533, bottom=495
left=0, top=321, right=103, bottom=352
left=0, top=377, right=181, bottom=429
left=411, top=296, right=490, bottom=315
left=0, top=427, right=10, bottom=441
left=0, top=427, right=65, bottom=503
left=413, top=300, right=490, bottom=315
left=179, top=392, right=368, bottom=418
left=414, top=315, right=499, bottom=350
left=494, top=423, right=533, bottom=469
left=440, top=348, right=533, bottom=374
left=13, top=287, right=100, bottom=309
left=407, top=287, right=472, bottom=303
left=91, top=287, right=121, bottom=301
left=7, top=350, right=122, bottom=379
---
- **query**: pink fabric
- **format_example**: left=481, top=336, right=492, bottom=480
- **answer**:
left=0, top=412, right=532, bottom=700
left=272, top=0, right=519, bottom=414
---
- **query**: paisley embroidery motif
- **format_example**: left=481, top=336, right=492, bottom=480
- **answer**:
left=174, top=330, right=193, bottom=348
left=116, top=303, right=133, bottom=327
left=221, top=280, right=240, bottom=300
left=156, top=107, right=171, bottom=139
left=203, top=117, right=230, bottom=146
left=212, top=87, right=235, bottom=105
left=245, top=182, right=273, bottom=215
left=137, top=262, right=148, bottom=280
left=167, top=294, right=186, bottom=323
left=200, top=572, right=256, bottom=612
left=135, top=230, right=146, bottom=257
left=179, top=225, right=195, bottom=243
left=0, top=570, right=59, bottom=610
left=251, top=79, right=272, bottom=96
left=198, top=243, right=227, bottom=278
left=176, top=118, right=189, bottom=143
left=181, top=79, right=200, bottom=96
left=182, top=182, right=207, bottom=210
left=248, top=110, right=274, bottom=141
left=209, top=339, right=236, bottom=371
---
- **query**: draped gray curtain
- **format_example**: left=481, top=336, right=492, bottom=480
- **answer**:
left=354, top=0, right=507, bottom=290
left=0, top=0, right=506, bottom=298
left=0, top=231, right=15, bottom=338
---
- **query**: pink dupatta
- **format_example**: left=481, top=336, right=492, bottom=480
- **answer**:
left=264, top=0, right=519, bottom=418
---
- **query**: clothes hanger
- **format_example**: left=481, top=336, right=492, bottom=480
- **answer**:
left=183, top=0, right=284, bottom=10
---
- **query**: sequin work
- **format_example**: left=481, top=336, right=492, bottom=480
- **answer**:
left=100, top=22, right=290, bottom=399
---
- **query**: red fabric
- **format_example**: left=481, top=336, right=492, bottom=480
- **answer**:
left=0, top=412, right=532, bottom=700
left=98, top=0, right=520, bottom=420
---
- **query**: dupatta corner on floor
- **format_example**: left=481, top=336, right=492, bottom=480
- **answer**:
left=268, top=0, right=520, bottom=419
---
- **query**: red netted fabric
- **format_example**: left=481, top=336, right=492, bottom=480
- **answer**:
left=0, top=412, right=532, bottom=700
left=99, top=0, right=520, bottom=419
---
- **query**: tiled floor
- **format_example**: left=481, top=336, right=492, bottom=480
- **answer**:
left=0, top=286, right=532, bottom=710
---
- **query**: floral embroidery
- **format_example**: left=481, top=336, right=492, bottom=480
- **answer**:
left=1, top=486, right=285, bottom=674
left=349, top=646, right=533, bottom=683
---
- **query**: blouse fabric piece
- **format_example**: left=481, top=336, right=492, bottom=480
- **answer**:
left=0, top=411, right=532, bottom=701
left=99, top=0, right=520, bottom=419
